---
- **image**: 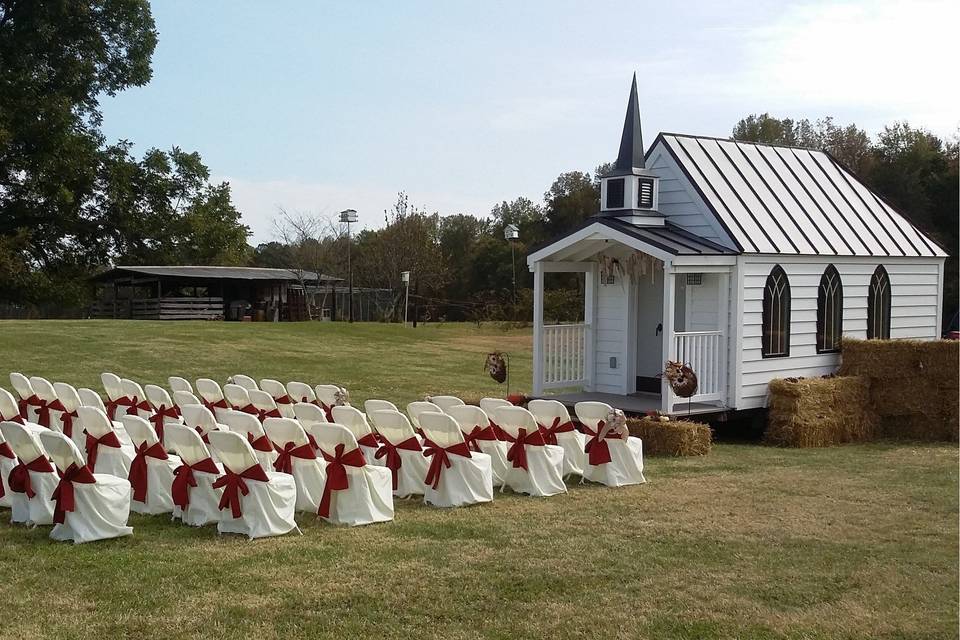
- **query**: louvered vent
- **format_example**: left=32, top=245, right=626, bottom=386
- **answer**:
left=638, top=178, right=655, bottom=209
left=606, top=178, right=625, bottom=209
left=686, top=273, right=702, bottom=285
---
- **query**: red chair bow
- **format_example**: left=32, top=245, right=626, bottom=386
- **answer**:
left=172, top=457, right=219, bottom=510
left=213, top=464, right=270, bottom=518
left=52, top=463, right=96, bottom=524
left=256, top=407, right=282, bottom=422
left=0, top=441, right=15, bottom=459
left=246, top=431, right=273, bottom=453
left=201, top=397, right=229, bottom=414
left=503, top=428, right=547, bottom=472
left=274, top=394, right=293, bottom=405
left=356, top=432, right=379, bottom=449
left=462, top=423, right=498, bottom=452
left=148, top=404, right=181, bottom=443
left=19, top=393, right=43, bottom=421
left=317, top=443, right=366, bottom=518
left=84, top=430, right=122, bottom=471
left=194, top=426, right=211, bottom=444
left=582, top=420, right=623, bottom=466
left=7, top=454, right=55, bottom=499
left=128, top=398, right=152, bottom=416
left=272, top=440, right=317, bottom=474
left=35, top=397, right=54, bottom=428
left=423, top=439, right=472, bottom=490
left=0, top=411, right=24, bottom=426
left=318, top=401, right=335, bottom=423
left=105, top=395, right=133, bottom=420
left=537, top=416, right=577, bottom=446
left=47, top=400, right=78, bottom=438
left=489, top=419, right=509, bottom=441
left=128, top=440, right=169, bottom=503
left=374, top=436, right=422, bottom=490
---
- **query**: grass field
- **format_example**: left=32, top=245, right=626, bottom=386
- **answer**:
left=0, top=321, right=957, bottom=640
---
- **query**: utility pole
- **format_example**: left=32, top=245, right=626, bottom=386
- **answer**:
left=340, top=209, right=358, bottom=322
left=401, top=271, right=410, bottom=326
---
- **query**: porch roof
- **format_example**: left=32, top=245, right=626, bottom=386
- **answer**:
left=527, top=216, right=737, bottom=266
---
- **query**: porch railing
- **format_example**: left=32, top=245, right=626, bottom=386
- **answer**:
left=673, top=330, right=725, bottom=402
left=542, top=323, right=587, bottom=389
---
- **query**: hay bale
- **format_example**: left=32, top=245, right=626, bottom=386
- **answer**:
left=764, top=376, right=876, bottom=447
left=626, top=417, right=712, bottom=457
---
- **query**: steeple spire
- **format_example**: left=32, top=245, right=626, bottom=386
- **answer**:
left=614, top=73, right=645, bottom=172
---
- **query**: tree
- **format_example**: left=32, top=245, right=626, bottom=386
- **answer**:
left=542, top=171, right=598, bottom=237
left=271, top=208, right=339, bottom=294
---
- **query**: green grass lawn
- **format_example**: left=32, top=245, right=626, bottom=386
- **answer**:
left=0, top=320, right=957, bottom=640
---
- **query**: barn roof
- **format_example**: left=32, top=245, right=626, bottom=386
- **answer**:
left=91, top=265, right=343, bottom=283
left=655, top=133, right=947, bottom=257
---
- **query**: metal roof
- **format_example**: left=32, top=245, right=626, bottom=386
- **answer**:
left=91, top=266, right=343, bottom=282
left=598, top=218, right=737, bottom=255
left=656, top=133, right=947, bottom=257
left=606, top=73, right=648, bottom=177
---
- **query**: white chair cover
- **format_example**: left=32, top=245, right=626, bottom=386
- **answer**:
left=407, top=401, right=443, bottom=434
left=216, top=409, right=277, bottom=470
left=0, top=419, right=22, bottom=510
left=574, top=402, right=646, bottom=487
left=311, top=423, right=393, bottom=526
left=165, top=424, right=224, bottom=526
left=262, top=417, right=327, bottom=513
left=10, top=372, right=39, bottom=423
left=101, top=372, right=132, bottom=420
left=206, top=430, right=298, bottom=539
left=195, top=378, right=228, bottom=412
left=0, top=387, right=27, bottom=425
left=429, top=395, right=465, bottom=413
left=77, top=387, right=107, bottom=412
left=173, top=390, right=202, bottom=411
left=76, top=406, right=135, bottom=478
left=479, top=397, right=512, bottom=416
left=419, top=412, right=493, bottom=508
left=0, top=421, right=58, bottom=525
left=223, top=383, right=252, bottom=411
left=446, top=404, right=509, bottom=488
left=121, top=415, right=182, bottom=515
left=168, top=376, right=194, bottom=394
left=492, top=406, right=566, bottom=497
left=29, top=376, right=61, bottom=430
left=180, top=405, right=222, bottom=443
left=367, top=410, right=427, bottom=498
left=38, top=430, right=133, bottom=543
left=528, top=399, right=587, bottom=477
left=286, top=381, right=316, bottom=404
left=247, top=389, right=284, bottom=422
left=121, top=378, right=152, bottom=418
left=331, top=405, right=380, bottom=463
left=228, top=374, right=259, bottom=391
left=260, top=379, right=296, bottom=418
left=144, top=384, right=185, bottom=443
left=363, top=399, right=398, bottom=419
left=52, top=382, right=85, bottom=448
left=314, top=384, right=347, bottom=421
left=293, top=402, right=328, bottom=428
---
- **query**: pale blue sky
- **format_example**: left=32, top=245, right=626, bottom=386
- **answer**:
left=100, top=0, right=957, bottom=243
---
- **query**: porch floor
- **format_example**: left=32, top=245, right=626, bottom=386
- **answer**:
left=535, top=391, right=725, bottom=418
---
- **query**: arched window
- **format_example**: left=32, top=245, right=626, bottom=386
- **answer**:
left=867, top=265, right=891, bottom=339
left=817, top=265, right=843, bottom=353
left=762, top=265, right=791, bottom=357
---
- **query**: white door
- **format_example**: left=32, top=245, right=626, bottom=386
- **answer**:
left=635, top=268, right=664, bottom=389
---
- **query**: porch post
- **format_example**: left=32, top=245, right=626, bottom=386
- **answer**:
left=532, top=261, right=544, bottom=395
left=661, top=261, right=675, bottom=414
left=583, top=262, right=596, bottom=391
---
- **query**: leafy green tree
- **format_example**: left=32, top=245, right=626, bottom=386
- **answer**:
left=542, top=171, right=598, bottom=236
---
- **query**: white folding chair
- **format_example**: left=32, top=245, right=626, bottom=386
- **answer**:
left=419, top=412, right=493, bottom=508
left=0, top=421, right=58, bottom=525
left=121, top=415, right=182, bottom=515
left=479, top=397, right=512, bottom=419
left=574, top=402, right=645, bottom=487
left=10, top=372, right=40, bottom=423
left=0, top=419, right=25, bottom=512
left=407, top=401, right=443, bottom=435
left=367, top=410, right=427, bottom=498
left=364, top=399, right=398, bottom=425
left=28, top=376, right=60, bottom=429
left=78, top=387, right=107, bottom=412
left=429, top=395, right=465, bottom=413
left=228, top=374, right=259, bottom=391
left=39, top=430, right=133, bottom=543
left=492, top=406, right=566, bottom=497
left=446, top=404, right=509, bottom=488
left=223, top=383, right=252, bottom=412
left=196, top=378, right=229, bottom=412
left=311, top=423, right=393, bottom=526
left=247, top=389, right=283, bottom=422
left=144, top=384, right=184, bottom=444
left=293, top=402, right=328, bottom=429
left=216, top=409, right=277, bottom=471
left=180, top=405, right=222, bottom=445
left=206, top=430, right=299, bottom=539
left=331, top=405, right=381, bottom=462
left=260, top=379, right=296, bottom=418
left=76, top=406, right=135, bottom=478
left=168, top=376, right=193, bottom=394
left=173, top=390, right=202, bottom=412
left=528, top=399, right=587, bottom=478
left=0, top=387, right=27, bottom=424
left=286, top=381, right=316, bottom=404
left=51, top=382, right=83, bottom=446
left=262, top=417, right=327, bottom=513
left=164, top=424, right=224, bottom=526
left=121, top=378, right=152, bottom=419
left=314, top=384, right=347, bottom=421
left=101, top=372, right=131, bottom=419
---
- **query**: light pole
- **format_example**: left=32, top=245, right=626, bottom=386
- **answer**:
left=340, top=209, right=358, bottom=322
left=401, top=270, right=410, bottom=326
left=504, top=224, right=519, bottom=304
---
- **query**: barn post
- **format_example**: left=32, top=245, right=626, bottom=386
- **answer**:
left=660, top=261, right=675, bottom=414
left=532, top=261, right=544, bottom=395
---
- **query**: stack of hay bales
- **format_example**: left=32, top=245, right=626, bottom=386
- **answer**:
left=838, top=338, right=959, bottom=441
left=765, top=376, right=876, bottom=447
left=626, top=417, right=712, bottom=456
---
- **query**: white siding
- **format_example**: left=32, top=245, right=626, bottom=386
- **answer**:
left=594, top=276, right=628, bottom=393
left=737, top=255, right=945, bottom=409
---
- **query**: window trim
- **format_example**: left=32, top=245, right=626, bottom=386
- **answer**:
left=762, top=265, right=791, bottom=358
left=816, top=264, right=843, bottom=353
left=867, top=265, right=891, bottom=340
